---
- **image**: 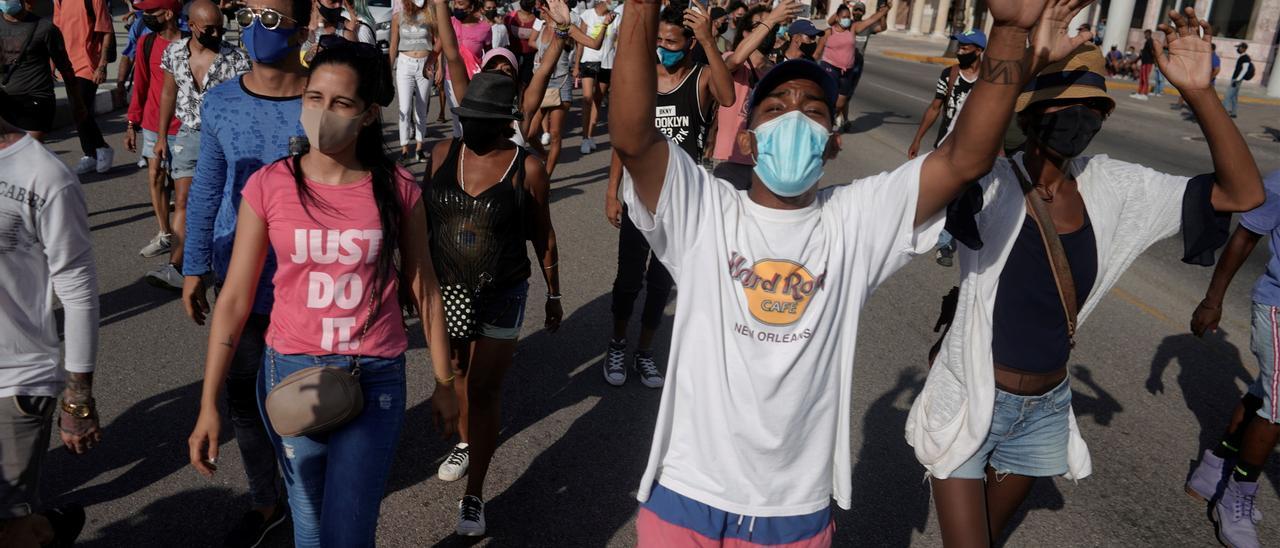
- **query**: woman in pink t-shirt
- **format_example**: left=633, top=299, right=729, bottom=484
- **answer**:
left=188, top=42, right=455, bottom=548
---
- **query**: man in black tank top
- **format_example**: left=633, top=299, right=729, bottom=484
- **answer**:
left=598, top=4, right=735, bottom=388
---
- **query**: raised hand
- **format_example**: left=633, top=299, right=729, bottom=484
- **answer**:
left=985, top=0, right=1053, bottom=29
left=1029, top=0, right=1096, bottom=72
left=684, top=4, right=714, bottom=43
left=546, top=0, right=570, bottom=26
left=1156, top=7, right=1213, bottom=91
left=766, top=0, right=804, bottom=26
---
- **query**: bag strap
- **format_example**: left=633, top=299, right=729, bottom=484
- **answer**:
left=1010, top=160, right=1079, bottom=344
left=142, top=32, right=160, bottom=64
left=944, top=65, right=960, bottom=101
left=2, top=20, right=39, bottom=87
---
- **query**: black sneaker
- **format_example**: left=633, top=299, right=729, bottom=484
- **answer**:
left=634, top=350, right=665, bottom=389
left=43, top=504, right=86, bottom=548
left=224, top=504, right=288, bottom=548
left=935, top=244, right=955, bottom=267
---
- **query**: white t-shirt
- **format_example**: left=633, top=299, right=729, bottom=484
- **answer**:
left=602, top=4, right=623, bottom=69
left=623, top=141, right=943, bottom=516
left=0, top=135, right=99, bottom=398
left=578, top=7, right=617, bottom=64
left=490, top=20, right=511, bottom=49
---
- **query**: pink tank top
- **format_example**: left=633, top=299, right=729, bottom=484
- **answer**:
left=822, top=28, right=855, bottom=70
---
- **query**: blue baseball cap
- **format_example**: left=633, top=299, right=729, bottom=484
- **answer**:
left=748, top=59, right=839, bottom=123
left=788, top=19, right=821, bottom=37
left=953, top=29, right=987, bottom=49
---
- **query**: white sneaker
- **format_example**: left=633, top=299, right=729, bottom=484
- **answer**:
left=580, top=137, right=594, bottom=155
left=139, top=232, right=172, bottom=258
left=136, top=157, right=147, bottom=169
left=74, top=156, right=96, bottom=174
left=437, top=443, right=470, bottom=482
left=540, top=132, right=551, bottom=146
left=145, top=263, right=184, bottom=290
left=456, top=495, right=486, bottom=537
left=95, top=147, right=114, bottom=173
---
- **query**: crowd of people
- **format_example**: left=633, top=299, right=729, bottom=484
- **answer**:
left=0, top=0, right=1277, bottom=545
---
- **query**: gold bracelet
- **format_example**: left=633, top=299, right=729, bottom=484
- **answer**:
left=542, top=261, right=558, bottom=270
left=435, top=374, right=456, bottom=386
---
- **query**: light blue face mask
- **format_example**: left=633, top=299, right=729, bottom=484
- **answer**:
left=656, top=46, right=685, bottom=68
left=839, top=17, right=852, bottom=28
left=0, top=0, right=23, bottom=15
left=750, top=110, right=831, bottom=197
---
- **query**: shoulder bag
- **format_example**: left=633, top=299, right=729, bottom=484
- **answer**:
left=264, top=281, right=380, bottom=437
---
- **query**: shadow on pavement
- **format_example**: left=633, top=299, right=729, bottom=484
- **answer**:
left=77, top=487, right=243, bottom=548
left=846, top=110, right=913, bottom=135
left=1146, top=330, right=1280, bottom=499
left=840, top=368, right=932, bottom=545
left=97, top=278, right=180, bottom=328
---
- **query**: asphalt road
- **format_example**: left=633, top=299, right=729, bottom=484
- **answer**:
left=28, top=40, right=1280, bottom=547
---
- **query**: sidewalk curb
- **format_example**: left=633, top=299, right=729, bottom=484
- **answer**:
left=879, top=49, right=1280, bottom=106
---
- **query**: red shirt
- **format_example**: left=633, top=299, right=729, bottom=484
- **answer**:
left=128, top=34, right=181, bottom=135
left=503, top=10, right=537, bottom=55
left=51, top=0, right=112, bottom=79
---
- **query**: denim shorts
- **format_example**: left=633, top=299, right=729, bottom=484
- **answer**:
left=168, top=128, right=201, bottom=179
left=1248, top=302, right=1280, bottom=424
left=950, top=377, right=1072, bottom=479
left=141, top=128, right=160, bottom=159
left=477, top=280, right=529, bottom=340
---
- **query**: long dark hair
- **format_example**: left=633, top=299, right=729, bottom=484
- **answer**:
left=289, top=41, right=399, bottom=288
left=731, top=6, right=772, bottom=54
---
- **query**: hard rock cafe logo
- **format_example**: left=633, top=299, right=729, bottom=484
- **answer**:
left=727, top=252, right=826, bottom=326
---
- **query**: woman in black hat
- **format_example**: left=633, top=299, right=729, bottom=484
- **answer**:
left=423, top=70, right=561, bottom=537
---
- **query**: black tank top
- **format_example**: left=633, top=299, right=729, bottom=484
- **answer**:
left=426, top=139, right=532, bottom=296
left=991, top=213, right=1098, bottom=373
left=655, top=64, right=711, bottom=160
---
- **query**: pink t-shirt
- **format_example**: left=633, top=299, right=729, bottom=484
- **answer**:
left=453, top=16, right=493, bottom=59
left=712, top=52, right=762, bottom=164
left=241, top=161, right=422, bottom=357
left=822, top=28, right=856, bottom=70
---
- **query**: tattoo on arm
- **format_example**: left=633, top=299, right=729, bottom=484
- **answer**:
left=219, top=336, right=234, bottom=349
left=65, top=373, right=93, bottom=402
left=979, top=56, right=1024, bottom=85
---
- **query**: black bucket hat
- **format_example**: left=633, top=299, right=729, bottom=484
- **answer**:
left=452, top=71, right=523, bottom=121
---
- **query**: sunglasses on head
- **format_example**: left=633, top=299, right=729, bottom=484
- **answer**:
left=236, top=7, right=297, bottom=30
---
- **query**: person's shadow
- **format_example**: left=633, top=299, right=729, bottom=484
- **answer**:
left=388, top=292, right=666, bottom=546
left=840, top=369, right=932, bottom=545
left=844, top=111, right=912, bottom=135
left=1146, top=329, right=1280, bottom=500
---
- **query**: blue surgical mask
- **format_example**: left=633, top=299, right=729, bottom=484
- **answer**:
left=656, top=46, right=685, bottom=68
left=0, top=0, right=23, bottom=15
left=839, top=17, right=852, bottom=28
left=750, top=111, right=831, bottom=197
left=242, top=20, right=298, bottom=64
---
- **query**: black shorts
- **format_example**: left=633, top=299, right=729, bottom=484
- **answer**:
left=580, top=61, right=602, bottom=80
left=0, top=93, right=55, bottom=132
left=598, top=68, right=611, bottom=84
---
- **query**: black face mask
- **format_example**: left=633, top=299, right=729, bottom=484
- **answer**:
left=318, top=4, right=343, bottom=24
left=484, top=8, right=498, bottom=18
left=460, top=119, right=508, bottom=151
left=956, top=51, right=978, bottom=68
left=798, top=41, right=817, bottom=57
left=1032, top=105, right=1104, bottom=159
left=142, top=13, right=166, bottom=32
left=452, top=7, right=469, bottom=19
left=716, top=22, right=728, bottom=35
left=195, top=28, right=223, bottom=50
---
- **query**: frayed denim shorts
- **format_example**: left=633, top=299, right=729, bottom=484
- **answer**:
left=950, top=377, right=1072, bottom=480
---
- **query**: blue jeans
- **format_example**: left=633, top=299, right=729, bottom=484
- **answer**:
left=1223, top=81, right=1241, bottom=115
left=257, top=348, right=407, bottom=548
left=950, top=378, right=1072, bottom=479
left=937, top=229, right=955, bottom=250
left=1153, top=69, right=1165, bottom=95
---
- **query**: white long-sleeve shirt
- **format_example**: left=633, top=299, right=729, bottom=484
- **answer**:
left=0, top=135, right=99, bottom=398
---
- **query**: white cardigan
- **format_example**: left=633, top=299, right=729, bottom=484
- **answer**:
left=905, top=153, right=1193, bottom=480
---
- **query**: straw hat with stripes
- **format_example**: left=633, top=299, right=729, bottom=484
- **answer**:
left=1016, top=44, right=1117, bottom=114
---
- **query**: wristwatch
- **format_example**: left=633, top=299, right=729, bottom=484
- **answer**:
left=60, top=399, right=95, bottom=419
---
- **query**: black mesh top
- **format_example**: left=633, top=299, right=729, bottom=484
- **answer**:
left=426, top=139, right=532, bottom=296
